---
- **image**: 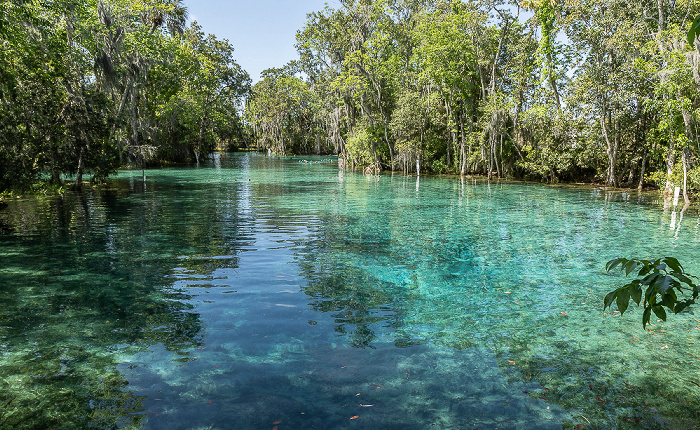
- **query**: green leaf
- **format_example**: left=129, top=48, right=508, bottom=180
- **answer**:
left=675, top=302, right=688, bottom=314
left=606, top=257, right=696, bottom=330
left=687, top=15, right=700, bottom=45
left=671, top=272, right=696, bottom=287
left=645, top=273, right=664, bottom=290
left=604, top=291, right=617, bottom=309
left=652, top=305, right=667, bottom=321
left=638, top=263, right=652, bottom=276
left=606, top=258, right=625, bottom=272
left=659, top=275, right=672, bottom=293
left=661, top=288, right=678, bottom=308
left=617, top=288, right=630, bottom=315
left=642, top=307, right=652, bottom=329
left=675, top=299, right=695, bottom=314
left=663, top=257, right=683, bottom=274
left=630, top=282, right=642, bottom=305
left=623, top=260, right=638, bottom=276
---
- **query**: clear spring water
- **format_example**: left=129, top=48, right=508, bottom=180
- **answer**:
left=2, top=152, right=700, bottom=430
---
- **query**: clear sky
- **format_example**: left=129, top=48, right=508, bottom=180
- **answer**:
left=187, top=0, right=339, bottom=82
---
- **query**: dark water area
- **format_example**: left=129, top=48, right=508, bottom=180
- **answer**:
left=2, top=153, right=700, bottom=429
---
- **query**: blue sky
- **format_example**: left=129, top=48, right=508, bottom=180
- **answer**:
left=187, top=1, right=339, bottom=82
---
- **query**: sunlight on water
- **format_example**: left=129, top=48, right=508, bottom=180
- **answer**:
left=2, top=153, right=700, bottom=429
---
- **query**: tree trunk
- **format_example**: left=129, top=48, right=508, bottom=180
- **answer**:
left=682, top=147, right=690, bottom=204
left=74, top=147, right=84, bottom=190
left=601, top=106, right=618, bottom=187
left=383, top=124, right=394, bottom=171
left=637, top=144, right=648, bottom=191
left=489, top=15, right=511, bottom=96
left=656, top=0, right=665, bottom=32
left=499, top=133, right=504, bottom=177
left=488, top=133, right=495, bottom=180
left=546, top=52, right=562, bottom=112
left=460, top=111, right=467, bottom=176
left=681, top=109, right=693, bottom=204
left=664, top=132, right=676, bottom=196
left=613, top=117, right=621, bottom=186
left=445, top=97, right=452, bottom=170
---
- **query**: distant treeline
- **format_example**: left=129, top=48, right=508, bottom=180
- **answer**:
left=0, top=0, right=250, bottom=192
left=245, top=0, right=700, bottom=199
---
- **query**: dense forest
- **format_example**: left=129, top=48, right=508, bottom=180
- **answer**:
left=2, top=0, right=700, bottom=199
left=0, top=0, right=250, bottom=193
left=246, top=0, right=700, bottom=200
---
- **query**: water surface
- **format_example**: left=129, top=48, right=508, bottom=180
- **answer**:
left=2, top=153, right=700, bottom=429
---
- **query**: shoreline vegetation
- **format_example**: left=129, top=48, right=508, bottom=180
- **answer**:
left=2, top=1, right=699, bottom=205
left=0, top=1, right=250, bottom=195
left=2, top=152, right=694, bottom=219
left=244, top=1, right=700, bottom=204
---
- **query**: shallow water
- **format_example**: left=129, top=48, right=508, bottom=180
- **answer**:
left=2, top=153, right=700, bottom=429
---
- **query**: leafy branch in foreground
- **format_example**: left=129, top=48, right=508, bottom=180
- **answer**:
left=688, top=14, right=700, bottom=45
left=604, top=257, right=699, bottom=330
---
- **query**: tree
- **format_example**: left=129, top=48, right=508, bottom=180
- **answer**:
left=412, top=0, right=484, bottom=175
left=0, top=0, right=249, bottom=192
left=152, top=22, right=250, bottom=163
left=243, top=0, right=700, bottom=198
left=246, top=67, right=317, bottom=154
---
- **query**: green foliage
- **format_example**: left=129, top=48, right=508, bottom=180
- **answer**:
left=277, top=0, right=700, bottom=188
left=604, top=257, right=699, bottom=329
left=151, top=22, right=250, bottom=162
left=647, top=161, right=700, bottom=194
left=688, top=15, right=700, bottom=45
left=346, top=123, right=380, bottom=166
left=0, top=0, right=249, bottom=192
left=4, top=0, right=700, bottom=191
left=246, top=68, right=319, bottom=155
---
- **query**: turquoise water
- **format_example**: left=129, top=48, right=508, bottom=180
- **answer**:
left=2, top=153, right=700, bottom=429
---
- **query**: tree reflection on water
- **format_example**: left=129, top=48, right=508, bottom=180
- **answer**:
left=0, top=181, right=254, bottom=429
